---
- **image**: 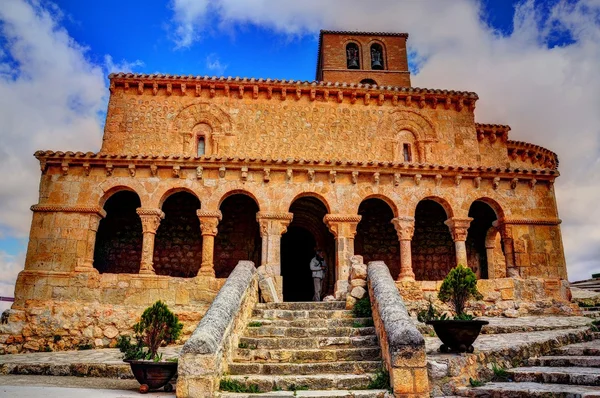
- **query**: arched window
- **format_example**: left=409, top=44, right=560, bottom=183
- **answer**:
left=197, top=136, right=205, bottom=156
left=403, top=143, right=412, bottom=162
left=346, top=43, right=360, bottom=69
left=192, top=123, right=212, bottom=156
left=395, top=130, right=417, bottom=162
left=360, top=78, right=377, bottom=86
left=370, top=43, right=384, bottom=70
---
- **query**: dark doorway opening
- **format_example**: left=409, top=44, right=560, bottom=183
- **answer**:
left=466, top=201, right=499, bottom=279
left=283, top=196, right=335, bottom=302
left=281, top=226, right=316, bottom=302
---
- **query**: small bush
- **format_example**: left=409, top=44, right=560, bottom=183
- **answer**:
left=352, top=297, right=372, bottom=318
left=132, top=301, right=183, bottom=361
left=367, top=368, right=390, bottom=390
left=469, top=378, right=485, bottom=387
left=492, top=363, right=510, bottom=382
left=417, top=298, right=440, bottom=323
left=438, top=265, right=483, bottom=317
left=238, top=342, right=248, bottom=349
left=248, top=321, right=262, bottom=327
left=220, top=378, right=260, bottom=393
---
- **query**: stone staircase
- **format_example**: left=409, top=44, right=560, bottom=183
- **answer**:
left=572, top=277, right=600, bottom=293
left=458, top=333, right=600, bottom=397
left=217, top=301, right=388, bottom=397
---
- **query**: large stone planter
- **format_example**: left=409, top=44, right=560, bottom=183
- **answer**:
left=125, top=360, right=177, bottom=393
left=426, top=319, right=489, bottom=353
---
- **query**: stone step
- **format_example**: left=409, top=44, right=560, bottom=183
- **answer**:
left=255, top=302, right=347, bottom=311
left=528, top=355, right=600, bottom=367
left=252, top=309, right=355, bottom=320
left=506, top=366, right=600, bottom=386
left=246, top=317, right=374, bottom=329
left=244, top=325, right=376, bottom=338
left=238, top=335, right=378, bottom=350
left=457, top=382, right=600, bottom=397
left=583, top=311, right=600, bottom=318
left=556, top=340, right=600, bottom=356
left=579, top=306, right=600, bottom=311
left=217, top=390, right=388, bottom=398
left=234, top=347, right=381, bottom=363
left=0, top=361, right=133, bottom=378
left=228, top=361, right=382, bottom=376
left=221, top=373, right=376, bottom=392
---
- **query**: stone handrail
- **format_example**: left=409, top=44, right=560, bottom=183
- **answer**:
left=177, top=260, right=258, bottom=398
left=367, top=261, right=429, bottom=398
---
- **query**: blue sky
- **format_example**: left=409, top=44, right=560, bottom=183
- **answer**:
left=0, top=0, right=599, bottom=307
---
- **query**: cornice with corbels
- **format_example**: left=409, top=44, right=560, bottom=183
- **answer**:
left=507, top=140, right=559, bottom=169
left=108, top=73, right=478, bottom=112
left=35, top=151, right=559, bottom=191
left=476, top=123, right=511, bottom=144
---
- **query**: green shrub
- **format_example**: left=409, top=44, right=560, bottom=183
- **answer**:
left=469, top=378, right=485, bottom=387
left=417, top=298, right=440, bottom=323
left=492, top=363, right=510, bottom=382
left=367, top=368, right=390, bottom=390
left=248, top=321, right=262, bottom=327
left=352, top=297, right=372, bottom=318
left=438, top=265, right=483, bottom=318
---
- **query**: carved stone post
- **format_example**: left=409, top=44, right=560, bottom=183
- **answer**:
left=136, top=208, right=164, bottom=275
left=444, top=217, right=473, bottom=267
left=493, top=220, right=519, bottom=278
left=324, top=214, right=362, bottom=298
left=197, top=210, right=222, bottom=277
left=74, top=210, right=107, bottom=273
left=391, top=216, right=416, bottom=281
left=256, top=212, right=294, bottom=276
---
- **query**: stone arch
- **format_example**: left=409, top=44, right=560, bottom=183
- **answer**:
left=169, top=102, right=233, bottom=156
left=94, top=190, right=143, bottom=274
left=99, top=182, right=146, bottom=208
left=154, top=191, right=202, bottom=277
left=288, top=192, right=332, bottom=214
left=390, top=110, right=437, bottom=163
left=214, top=192, right=261, bottom=278
left=357, top=194, right=398, bottom=218
left=467, top=200, right=502, bottom=279
left=367, top=39, right=387, bottom=70
left=218, top=189, right=261, bottom=211
left=345, top=40, right=361, bottom=69
left=412, top=198, right=457, bottom=280
left=284, top=196, right=335, bottom=301
left=414, top=196, right=454, bottom=219
left=355, top=197, right=400, bottom=278
left=158, top=187, right=201, bottom=209
left=471, top=197, right=506, bottom=222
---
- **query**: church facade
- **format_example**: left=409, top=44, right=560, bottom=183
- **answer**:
left=4, top=31, right=573, bottom=353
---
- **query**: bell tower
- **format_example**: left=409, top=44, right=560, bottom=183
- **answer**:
left=316, top=30, right=411, bottom=87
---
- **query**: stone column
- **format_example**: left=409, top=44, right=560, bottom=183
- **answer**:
left=391, top=216, right=415, bottom=281
left=444, top=217, right=473, bottom=267
left=256, top=212, right=294, bottom=276
left=197, top=210, right=222, bottom=277
left=136, top=208, right=164, bottom=275
left=493, top=220, right=519, bottom=278
left=74, top=210, right=107, bottom=273
left=323, top=214, right=361, bottom=298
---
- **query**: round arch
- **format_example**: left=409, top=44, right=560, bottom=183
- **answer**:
left=367, top=39, right=387, bottom=70
left=288, top=192, right=332, bottom=214
left=356, top=194, right=399, bottom=218
left=157, top=187, right=201, bottom=209
left=466, top=200, right=503, bottom=279
left=344, top=40, right=362, bottom=70
left=98, top=183, right=145, bottom=208
left=217, top=189, right=261, bottom=211
left=413, top=196, right=454, bottom=219
left=470, top=197, right=506, bottom=222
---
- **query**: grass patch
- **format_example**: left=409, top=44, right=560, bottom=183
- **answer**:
left=287, top=384, right=309, bottom=391
left=491, top=363, right=510, bottom=382
left=166, top=357, right=178, bottom=363
left=352, top=320, right=375, bottom=328
left=469, top=378, right=485, bottom=387
left=352, top=297, right=372, bottom=318
left=77, top=342, right=93, bottom=350
left=248, top=321, right=263, bottom=327
left=367, top=368, right=390, bottom=390
left=219, top=378, right=260, bottom=393
left=53, top=335, right=62, bottom=343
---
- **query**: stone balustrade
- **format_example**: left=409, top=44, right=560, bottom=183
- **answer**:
left=367, top=261, right=429, bottom=397
left=177, top=260, right=258, bottom=398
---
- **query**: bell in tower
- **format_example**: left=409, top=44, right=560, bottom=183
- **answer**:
left=371, top=44, right=384, bottom=70
left=346, top=43, right=360, bottom=69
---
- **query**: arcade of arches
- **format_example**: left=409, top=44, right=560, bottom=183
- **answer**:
left=92, top=189, right=512, bottom=300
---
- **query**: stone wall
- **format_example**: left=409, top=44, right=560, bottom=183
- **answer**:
left=154, top=192, right=202, bottom=277
left=412, top=200, right=456, bottom=281
left=0, top=271, right=224, bottom=354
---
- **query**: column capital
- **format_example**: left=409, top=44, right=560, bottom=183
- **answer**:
left=197, top=210, right=222, bottom=237
left=256, top=212, right=293, bottom=237
left=323, top=214, right=362, bottom=238
left=136, top=208, right=164, bottom=234
left=391, top=216, right=415, bottom=241
left=492, top=220, right=513, bottom=240
left=444, top=217, right=473, bottom=242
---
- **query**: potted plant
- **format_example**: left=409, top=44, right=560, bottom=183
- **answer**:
left=118, top=300, right=183, bottom=393
left=425, top=265, right=488, bottom=353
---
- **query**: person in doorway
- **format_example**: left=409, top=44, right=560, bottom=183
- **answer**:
left=310, top=249, right=327, bottom=301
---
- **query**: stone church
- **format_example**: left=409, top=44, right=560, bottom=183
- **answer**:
left=4, top=30, right=572, bottom=353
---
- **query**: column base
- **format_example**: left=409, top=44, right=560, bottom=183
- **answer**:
left=139, top=268, right=156, bottom=275
left=397, top=272, right=415, bottom=282
left=197, top=266, right=216, bottom=278
left=74, top=266, right=99, bottom=274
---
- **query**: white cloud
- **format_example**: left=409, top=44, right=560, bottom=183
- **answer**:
left=170, top=0, right=211, bottom=48
left=205, top=53, right=227, bottom=75
left=169, top=0, right=600, bottom=281
left=104, top=55, right=145, bottom=74
left=0, top=250, right=24, bottom=312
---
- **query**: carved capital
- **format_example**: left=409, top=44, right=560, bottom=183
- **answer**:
left=392, top=216, right=415, bottom=241
left=323, top=214, right=362, bottom=239
left=197, top=210, right=223, bottom=236
left=256, top=212, right=293, bottom=237
left=444, top=217, right=473, bottom=242
left=136, top=208, right=164, bottom=234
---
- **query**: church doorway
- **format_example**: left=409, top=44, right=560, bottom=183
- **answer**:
left=282, top=196, right=335, bottom=302
left=466, top=200, right=503, bottom=279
